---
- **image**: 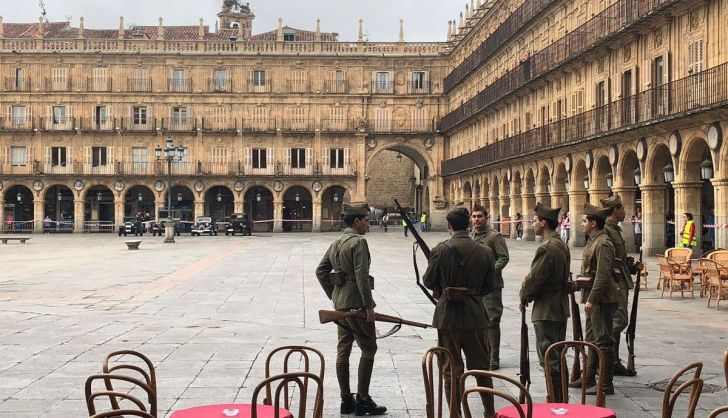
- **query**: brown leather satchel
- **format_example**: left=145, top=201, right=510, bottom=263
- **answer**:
left=574, top=275, right=595, bottom=290
left=443, top=286, right=472, bottom=301
left=613, top=258, right=626, bottom=283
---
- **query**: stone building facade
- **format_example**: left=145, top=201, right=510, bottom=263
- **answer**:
left=0, top=1, right=448, bottom=233
left=441, top=0, right=728, bottom=254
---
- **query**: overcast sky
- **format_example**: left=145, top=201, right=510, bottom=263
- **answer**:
left=1, top=0, right=464, bottom=42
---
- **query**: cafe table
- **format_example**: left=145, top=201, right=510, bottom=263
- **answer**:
left=495, top=402, right=616, bottom=418
left=170, top=403, right=293, bottom=418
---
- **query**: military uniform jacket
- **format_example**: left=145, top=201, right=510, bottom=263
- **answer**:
left=604, top=220, right=635, bottom=290
left=423, top=231, right=495, bottom=329
left=470, top=226, right=509, bottom=288
left=580, top=229, right=620, bottom=305
left=315, top=228, right=376, bottom=310
left=519, top=231, right=571, bottom=322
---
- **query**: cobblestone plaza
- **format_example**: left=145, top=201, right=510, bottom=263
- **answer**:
left=0, top=233, right=726, bottom=417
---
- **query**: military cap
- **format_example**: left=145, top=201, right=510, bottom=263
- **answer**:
left=472, top=202, right=487, bottom=214
left=583, top=202, right=609, bottom=219
left=599, top=193, right=622, bottom=210
left=447, top=205, right=470, bottom=220
left=342, top=202, right=370, bottom=216
left=534, top=202, right=561, bottom=222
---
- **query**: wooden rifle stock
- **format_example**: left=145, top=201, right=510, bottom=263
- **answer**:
left=519, top=308, right=530, bottom=404
left=393, top=198, right=437, bottom=305
left=318, top=309, right=431, bottom=329
left=568, top=274, right=584, bottom=383
left=626, top=250, right=643, bottom=374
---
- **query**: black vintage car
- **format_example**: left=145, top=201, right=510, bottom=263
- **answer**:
left=224, top=213, right=252, bottom=236
left=191, top=216, right=217, bottom=236
left=118, top=216, right=143, bottom=237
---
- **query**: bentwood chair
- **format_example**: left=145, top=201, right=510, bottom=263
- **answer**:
left=85, top=374, right=157, bottom=418
left=709, top=406, right=728, bottom=418
left=422, top=347, right=458, bottom=418
left=251, top=372, right=323, bottom=418
left=90, top=410, right=155, bottom=418
left=262, top=346, right=325, bottom=408
left=660, top=363, right=703, bottom=418
left=102, top=350, right=157, bottom=398
left=460, top=370, right=532, bottom=418
left=544, top=341, right=606, bottom=407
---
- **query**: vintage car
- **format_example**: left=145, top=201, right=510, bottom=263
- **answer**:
left=224, top=213, right=252, bottom=236
left=191, top=216, right=217, bottom=236
left=118, top=216, right=143, bottom=237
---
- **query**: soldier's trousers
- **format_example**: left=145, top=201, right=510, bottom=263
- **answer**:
left=336, top=317, right=377, bottom=399
left=484, top=288, right=503, bottom=362
left=612, top=287, right=629, bottom=362
left=585, top=303, right=618, bottom=385
left=534, top=320, right=568, bottom=401
left=438, top=328, right=495, bottom=415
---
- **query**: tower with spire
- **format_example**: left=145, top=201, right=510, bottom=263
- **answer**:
left=217, top=0, right=254, bottom=38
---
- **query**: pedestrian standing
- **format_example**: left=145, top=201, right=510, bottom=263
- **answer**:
left=515, top=213, right=524, bottom=240
left=633, top=209, right=642, bottom=250
left=44, top=215, right=52, bottom=233
left=382, top=213, right=389, bottom=232
left=680, top=212, right=697, bottom=249
left=560, top=213, right=570, bottom=244
left=420, top=212, right=427, bottom=232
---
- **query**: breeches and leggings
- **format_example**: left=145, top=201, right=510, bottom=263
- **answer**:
left=534, top=320, right=568, bottom=401
left=612, top=287, right=629, bottom=362
left=484, top=288, right=503, bottom=362
left=336, top=316, right=377, bottom=399
left=585, top=303, right=618, bottom=384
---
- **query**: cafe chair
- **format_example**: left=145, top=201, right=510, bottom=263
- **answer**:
left=90, top=410, right=156, bottom=418
left=262, top=346, right=325, bottom=407
left=251, top=372, right=323, bottom=418
left=658, top=255, right=695, bottom=299
left=87, top=391, right=150, bottom=417
left=704, top=258, right=728, bottom=309
left=544, top=341, right=606, bottom=407
left=85, top=374, right=157, bottom=417
left=460, top=370, right=532, bottom=418
left=661, top=362, right=703, bottom=418
left=102, top=350, right=157, bottom=398
left=421, top=347, right=458, bottom=418
left=709, top=406, right=728, bottom=418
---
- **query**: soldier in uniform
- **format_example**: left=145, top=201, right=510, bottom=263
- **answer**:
left=470, top=203, right=509, bottom=370
left=570, top=202, right=620, bottom=395
left=315, top=203, right=387, bottom=416
left=519, top=203, right=571, bottom=402
left=600, top=193, right=640, bottom=377
left=424, top=206, right=497, bottom=418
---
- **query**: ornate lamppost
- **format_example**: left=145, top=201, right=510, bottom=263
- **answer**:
left=155, top=138, right=185, bottom=243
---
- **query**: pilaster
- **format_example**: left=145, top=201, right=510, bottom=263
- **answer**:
left=74, top=200, right=85, bottom=233
left=33, top=199, right=45, bottom=232
left=273, top=199, right=283, bottom=232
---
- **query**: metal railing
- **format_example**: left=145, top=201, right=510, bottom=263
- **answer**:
left=321, top=164, right=353, bottom=176
left=168, top=78, right=192, bottom=92
left=442, top=61, right=728, bottom=176
left=83, top=221, right=115, bottom=233
left=281, top=119, right=316, bottom=132
left=43, top=162, right=74, bottom=175
left=244, top=164, right=275, bottom=176
left=209, top=78, right=232, bottom=92
left=408, top=80, right=431, bottom=94
left=196, top=161, right=244, bottom=176
left=371, top=81, right=394, bottom=94
left=321, top=118, right=356, bottom=133
left=323, top=79, right=348, bottom=94
left=281, top=164, right=314, bottom=176
left=0, top=116, right=34, bottom=131
left=162, top=118, right=196, bottom=132
left=201, top=118, right=238, bottom=132
left=45, top=77, right=73, bottom=91
left=241, top=118, right=277, bottom=132
left=41, top=117, right=76, bottom=131
left=87, top=77, right=112, bottom=92
left=4, top=77, right=32, bottom=91
left=0, top=162, right=37, bottom=175
left=127, top=77, right=152, bottom=92
left=370, top=118, right=437, bottom=133
left=121, top=117, right=157, bottom=131
left=0, top=221, right=35, bottom=233
left=286, top=80, right=311, bottom=93
left=79, top=117, right=115, bottom=131
left=246, top=80, right=272, bottom=93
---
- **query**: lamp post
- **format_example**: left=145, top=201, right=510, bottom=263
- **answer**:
left=633, top=167, right=642, bottom=186
left=700, top=158, right=713, bottom=180
left=155, top=138, right=185, bottom=243
left=663, top=162, right=675, bottom=183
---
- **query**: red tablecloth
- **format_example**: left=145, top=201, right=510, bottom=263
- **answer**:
left=170, top=403, right=293, bottom=418
left=495, top=402, right=616, bottom=418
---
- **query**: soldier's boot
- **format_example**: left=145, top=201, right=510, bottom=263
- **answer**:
left=613, top=360, right=636, bottom=376
left=569, top=355, right=596, bottom=389
left=587, top=351, right=615, bottom=396
left=337, top=362, right=354, bottom=413
left=340, top=395, right=356, bottom=415
left=486, top=326, right=501, bottom=370
left=551, top=372, right=565, bottom=402
left=354, top=395, right=387, bottom=416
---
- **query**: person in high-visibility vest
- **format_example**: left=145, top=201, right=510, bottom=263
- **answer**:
left=420, top=213, right=427, bottom=232
left=680, top=212, right=698, bottom=248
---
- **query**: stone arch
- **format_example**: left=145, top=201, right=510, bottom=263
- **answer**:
left=205, top=185, right=235, bottom=219
left=3, top=184, right=34, bottom=231
left=538, top=164, right=551, bottom=194
left=321, top=185, right=350, bottom=232
left=617, top=147, right=640, bottom=188
left=43, top=184, right=75, bottom=231
left=283, top=185, right=313, bottom=232
left=593, top=154, right=612, bottom=191
left=679, top=134, right=715, bottom=251
left=244, top=185, right=274, bottom=232
left=462, top=180, right=473, bottom=209
left=644, top=139, right=672, bottom=186
left=679, top=135, right=712, bottom=182
left=524, top=167, right=536, bottom=194
left=163, top=185, right=196, bottom=230
left=473, top=178, right=482, bottom=207
left=84, top=185, right=115, bottom=230
left=124, top=185, right=156, bottom=218
left=571, top=157, right=589, bottom=192
left=554, top=162, right=568, bottom=192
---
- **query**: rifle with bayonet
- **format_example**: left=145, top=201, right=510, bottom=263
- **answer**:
left=519, top=308, right=531, bottom=404
left=319, top=310, right=431, bottom=329
left=626, top=250, right=643, bottom=374
left=568, top=272, right=584, bottom=383
left=393, top=198, right=438, bottom=305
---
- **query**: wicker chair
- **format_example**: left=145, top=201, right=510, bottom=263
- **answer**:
left=459, top=370, right=532, bottom=418
left=251, top=372, right=323, bottom=418
left=544, top=341, right=606, bottom=407
left=702, top=259, right=728, bottom=309
left=85, top=374, right=156, bottom=417
left=660, top=363, right=703, bottom=418
left=658, top=256, right=695, bottom=299
left=262, top=346, right=324, bottom=408
left=422, top=347, right=458, bottom=418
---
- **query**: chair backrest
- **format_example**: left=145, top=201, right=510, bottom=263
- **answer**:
left=700, top=258, right=721, bottom=285
left=102, top=350, right=157, bottom=396
left=459, top=370, right=532, bottom=418
left=666, top=247, right=692, bottom=263
left=263, top=346, right=325, bottom=407
left=708, top=250, right=728, bottom=266
left=90, top=410, right=155, bottom=418
left=421, top=347, right=458, bottom=418
left=544, top=340, right=606, bottom=407
left=251, top=372, right=323, bottom=418
left=85, top=374, right=157, bottom=417
left=661, top=362, right=703, bottom=418
left=709, top=406, right=728, bottom=418
left=657, top=255, right=672, bottom=276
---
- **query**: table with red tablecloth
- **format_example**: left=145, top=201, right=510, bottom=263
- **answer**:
left=170, top=403, right=293, bottom=418
left=495, top=402, right=616, bottom=418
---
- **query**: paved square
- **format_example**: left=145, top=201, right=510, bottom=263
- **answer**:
left=0, top=232, right=726, bottom=417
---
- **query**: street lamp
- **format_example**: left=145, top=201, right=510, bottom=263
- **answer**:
left=633, top=167, right=642, bottom=186
left=396, top=152, right=403, bottom=163
left=256, top=192, right=262, bottom=202
left=216, top=190, right=222, bottom=202
left=138, top=192, right=143, bottom=202
left=606, top=173, right=614, bottom=189
left=333, top=192, right=339, bottom=202
left=97, top=191, right=103, bottom=201
left=583, top=175, right=590, bottom=190
left=155, top=137, right=185, bottom=243
left=177, top=192, right=183, bottom=202
left=663, top=162, right=674, bottom=183
left=16, top=192, right=22, bottom=202
left=700, top=158, right=713, bottom=180
left=295, top=192, right=300, bottom=202
left=57, top=191, right=63, bottom=201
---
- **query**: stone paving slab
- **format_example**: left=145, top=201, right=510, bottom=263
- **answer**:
left=0, top=232, right=726, bottom=417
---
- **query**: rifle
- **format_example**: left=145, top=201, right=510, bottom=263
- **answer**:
left=518, top=308, right=531, bottom=404
left=568, top=273, right=584, bottom=383
left=626, top=250, right=643, bottom=374
left=393, top=198, right=437, bottom=305
left=318, top=309, right=431, bottom=329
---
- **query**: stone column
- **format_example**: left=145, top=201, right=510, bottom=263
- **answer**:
left=312, top=200, right=322, bottom=232
left=194, top=200, right=205, bottom=219
left=234, top=197, right=244, bottom=214
left=713, top=179, right=728, bottom=249
left=0, top=192, right=4, bottom=232
left=641, top=184, right=667, bottom=256
left=534, top=191, right=551, bottom=208
left=114, top=196, right=124, bottom=228
left=353, top=134, right=367, bottom=202
left=33, top=199, right=45, bottom=232
left=673, top=181, right=703, bottom=255
left=155, top=199, right=165, bottom=220
left=568, top=190, right=588, bottom=249
left=551, top=191, right=569, bottom=214
left=273, top=199, right=283, bottom=232
left=589, top=187, right=611, bottom=206
left=612, top=186, right=638, bottom=253
left=74, top=199, right=85, bottom=233
left=521, top=192, right=536, bottom=241
left=499, top=195, right=509, bottom=236
left=510, top=192, right=522, bottom=240
left=488, top=196, right=498, bottom=223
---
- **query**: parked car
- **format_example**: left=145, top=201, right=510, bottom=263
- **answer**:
left=225, top=213, right=252, bottom=236
left=191, top=216, right=217, bottom=236
left=118, top=216, right=143, bottom=237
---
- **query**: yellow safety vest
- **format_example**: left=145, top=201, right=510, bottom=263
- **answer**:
left=680, top=220, right=697, bottom=247
left=420, top=214, right=426, bottom=223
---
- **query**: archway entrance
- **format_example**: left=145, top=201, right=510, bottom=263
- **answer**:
left=644, top=144, right=675, bottom=253
left=682, top=139, right=715, bottom=252
left=205, top=186, right=234, bottom=219
left=125, top=186, right=156, bottom=219
left=3, top=185, right=34, bottom=232
left=283, top=186, right=312, bottom=232
left=322, top=186, right=348, bottom=232
left=365, top=147, right=430, bottom=221
left=244, top=186, right=273, bottom=232
left=84, top=185, right=115, bottom=232
left=44, top=185, right=74, bottom=232
left=165, top=186, right=195, bottom=232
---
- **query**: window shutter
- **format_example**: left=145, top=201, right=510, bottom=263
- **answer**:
left=46, top=105, right=51, bottom=127
left=322, top=148, right=330, bottom=168
left=344, top=148, right=351, bottom=170
left=107, top=147, right=115, bottom=166
left=1, top=146, right=8, bottom=167
left=67, top=146, right=73, bottom=167
left=305, top=148, right=312, bottom=169
left=108, top=105, right=114, bottom=127
left=284, top=148, right=291, bottom=170
left=266, top=147, right=274, bottom=170
left=84, top=146, right=91, bottom=174
left=44, top=146, right=51, bottom=165
left=244, top=147, right=251, bottom=170
left=27, top=147, right=35, bottom=166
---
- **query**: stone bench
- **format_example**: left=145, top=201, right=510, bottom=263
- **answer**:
left=0, top=236, right=31, bottom=244
left=124, top=240, right=142, bottom=250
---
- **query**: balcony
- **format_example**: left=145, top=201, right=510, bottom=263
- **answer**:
left=41, top=117, right=76, bottom=131
left=0, top=116, right=34, bottom=131
left=321, top=118, right=355, bottom=133
left=321, top=163, right=353, bottom=176
left=76, top=162, right=116, bottom=176
left=87, top=77, right=112, bottom=92
left=168, top=78, right=192, bottom=93
left=121, top=117, right=157, bottom=132
left=281, top=119, right=316, bottom=133
left=201, top=118, right=238, bottom=133
left=43, top=162, right=74, bottom=175
left=4, top=77, right=31, bottom=91
left=0, top=162, right=38, bottom=175
left=208, top=78, right=232, bottom=93
left=79, top=117, right=115, bottom=132
left=371, top=81, right=394, bottom=94
left=246, top=80, right=272, bottom=93
left=408, top=80, right=431, bottom=94
left=286, top=80, right=311, bottom=93
left=244, top=163, right=275, bottom=176
left=242, top=118, right=277, bottom=133
left=196, top=161, right=244, bottom=176
left=45, top=77, right=73, bottom=92
left=127, top=78, right=152, bottom=92
left=162, top=118, right=196, bottom=132
left=370, top=118, right=437, bottom=133
left=281, top=164, right=314, bottom=176
left=442, top=62, right=728, bottom=176
left=323, top=80, right=348, bottom=94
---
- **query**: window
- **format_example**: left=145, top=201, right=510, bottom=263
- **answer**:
left=335, top=70, right=345, bottom=85
left=51, top=147, right=67, bottom=167
left=171, top=69, right=186, bottom=91
left=11, top=146, right=27, bottom=166
left=52, top=106, right=67, bottom=124
left=290, top=148, right=306, bottom=169
left=330, top=148, right=345, bottom=169
left=91, top=67, right=108, bottom=91
left=131, top=68, right=150, bottom=91
left=411, top=71, right=427, bottom=91
left=95, top=106, right=109, bottom=129
left=133, top=106, right=147, bottom=125
left=375, top=72, right=390, bottom=93
left=92, top=147, right=107, bottom=167
left=283, top=33, right=295, bottom=41
left=132, top=147, right=148, bottom=170
left=212, top=147, right=228, bottom=163
left=252, top=148, right=267, bottom=169
left=172, top=107, right=188, bottom=124
left=11, top=106, right=26, bottom=127
left=14, top=68, right=25, bottom=90
left=213, top=69, right=227, bottom=91
left=51, top=68, right=68, bottom=90
left=253, top=70, right=266, bottom=86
